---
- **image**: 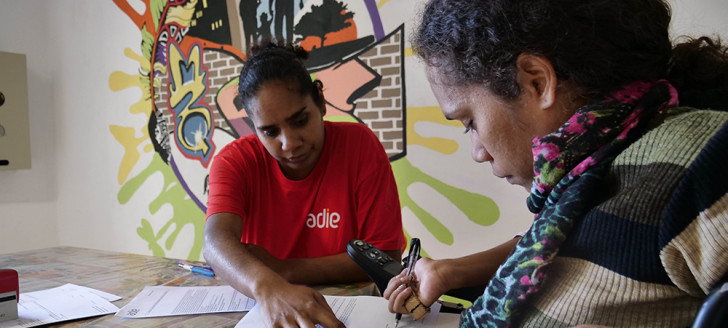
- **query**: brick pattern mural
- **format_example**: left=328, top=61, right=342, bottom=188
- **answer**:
left=355, top=26, right=406, bottom=160
left=152, top=25, right=406, bottom=161
left=204, top=51, right=244, bottom=133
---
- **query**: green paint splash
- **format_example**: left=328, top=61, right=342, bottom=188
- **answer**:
left=392, top=158, right=500, bottom=245
left=118, top=154, right=204, bottom=260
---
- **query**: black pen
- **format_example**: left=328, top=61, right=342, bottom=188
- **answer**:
left=395, top=238, right=420, bottom=328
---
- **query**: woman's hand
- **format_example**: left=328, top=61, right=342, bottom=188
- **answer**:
left=382, top=257, right=447, bottom=314
left=258, top=282, right=345, bottom=328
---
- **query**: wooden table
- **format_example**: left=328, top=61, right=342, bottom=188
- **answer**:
left=0, top=246, right=378, bottom=327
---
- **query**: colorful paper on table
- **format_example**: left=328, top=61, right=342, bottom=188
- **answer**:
left=0, top=283, right=121, bottom=328
left=116, top=285, right=256, bottom=318
left=235, top=295, right=441, bottom=328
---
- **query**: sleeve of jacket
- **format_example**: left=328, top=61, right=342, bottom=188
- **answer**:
left=660, top=120, right=728, bottom=296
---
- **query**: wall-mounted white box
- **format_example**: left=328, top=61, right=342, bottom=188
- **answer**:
left=0, top=51, right=31, bottom=170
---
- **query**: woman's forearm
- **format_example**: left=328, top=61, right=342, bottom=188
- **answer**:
left=437, top=237, right=520, bottom=291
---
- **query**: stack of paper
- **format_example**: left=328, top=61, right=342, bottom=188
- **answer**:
left=0, top=284, right=120, bottom=328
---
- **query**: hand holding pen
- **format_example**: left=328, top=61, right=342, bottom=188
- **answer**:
left=394, top=238, right=425, bottom=328
left=176, top=262, right=215, bottom=277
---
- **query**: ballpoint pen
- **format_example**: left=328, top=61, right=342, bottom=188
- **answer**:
left=176, top=262, right=215, bottom=277
left=395, top=238, right=421, bottom=328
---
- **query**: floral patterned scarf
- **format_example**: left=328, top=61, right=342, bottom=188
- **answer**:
left=460, top=80, right=679, bottom=327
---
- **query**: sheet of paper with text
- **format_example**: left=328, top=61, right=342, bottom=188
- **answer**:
left=236, top=295, right=441, bottom=328
left=116, top=285, right=256, bottom=318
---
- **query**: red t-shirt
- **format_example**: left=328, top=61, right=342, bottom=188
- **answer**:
left=206, top=121, right=404, bottom=259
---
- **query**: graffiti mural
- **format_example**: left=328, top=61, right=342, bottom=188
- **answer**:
left=111, top=0, right=500, bottom=260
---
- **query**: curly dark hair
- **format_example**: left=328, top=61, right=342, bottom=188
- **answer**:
left=237, top=39, right=325, bottom=117
left=414, top=0, right=728, bottom=110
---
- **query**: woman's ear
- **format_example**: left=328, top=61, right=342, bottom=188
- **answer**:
left=315, top=80, right=326, bottom=116
left=516, top=53, right=557, bottom=111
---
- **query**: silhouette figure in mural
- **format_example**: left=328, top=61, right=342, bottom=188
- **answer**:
left=239, top=0, right=261, bottom=50
left=270, top=0, right=294, bottom=42
left=258, top=12, right=273, bottom=41
left=295, top=0, right=354, bottom=49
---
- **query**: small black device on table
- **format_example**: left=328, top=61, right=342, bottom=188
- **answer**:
left=346, top=239, right=402, bottom=293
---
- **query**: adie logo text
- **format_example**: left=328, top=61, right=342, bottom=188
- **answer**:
left=306, top=208, right=340, bottom=229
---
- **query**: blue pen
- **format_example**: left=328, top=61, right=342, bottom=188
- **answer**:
left=176, top=262, right=215, bottom=277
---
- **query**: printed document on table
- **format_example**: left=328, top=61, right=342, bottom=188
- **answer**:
left=116, top=285, right=256, bottom=318
left=235, top=295, right=441, bottom=328
left=0, top=283, right=121, bottom=328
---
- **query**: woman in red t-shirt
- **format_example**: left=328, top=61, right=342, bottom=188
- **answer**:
left=204, top=40, right=404, bottom=328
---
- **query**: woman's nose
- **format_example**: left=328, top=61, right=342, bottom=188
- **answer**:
left=280, top=129, right=303, bottom=152
left=471, top=132, right=493, bottom=163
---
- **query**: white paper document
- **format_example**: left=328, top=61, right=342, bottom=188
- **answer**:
left=236, top=295, right=441, bottom=328
left=0, top=283, right=121, bottom=328
left=71, top=284, right=122, bottom=302
left=116, top=285, right=256, bottom=318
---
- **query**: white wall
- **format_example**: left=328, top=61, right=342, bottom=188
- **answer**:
left=670, top=0, right=728, bottom=38
left=47, top=1, right=153, bottom=257
left=0, top=0, right=727, bottom=258
left=0, top=0, right=141, bottom=254
left=0, top=1, right=59, bottom=253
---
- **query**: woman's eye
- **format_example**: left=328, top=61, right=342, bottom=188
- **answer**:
left=463, top=121, right=473, bottom=134
left=263, top=128, right=279, bottom=137
left=295, top=116, right=309, bottom=127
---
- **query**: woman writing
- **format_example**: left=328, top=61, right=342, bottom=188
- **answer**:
left=385, top=0, right=728, bottom=327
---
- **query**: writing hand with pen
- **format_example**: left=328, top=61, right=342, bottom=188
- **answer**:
left=383, top=238, right=440, bottom=326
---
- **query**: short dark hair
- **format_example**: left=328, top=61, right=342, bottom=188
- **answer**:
left=414, top=0, right=728, bottom=110
left=237, top=39, right=325, bottom=118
